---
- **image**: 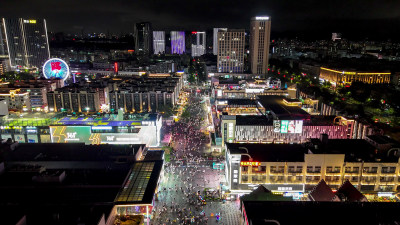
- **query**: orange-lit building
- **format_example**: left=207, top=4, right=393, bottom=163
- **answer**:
left=319, top=67, right=390, bottom=85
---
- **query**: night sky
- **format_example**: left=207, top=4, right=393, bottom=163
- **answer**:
left=2, top=0, right=400, bottom=40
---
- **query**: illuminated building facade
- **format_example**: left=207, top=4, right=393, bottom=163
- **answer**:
left=250, top=16, right=271, bottom=75
left=213, top=28, right=227, bottom=55
left=153, top=31, right=165, bottom=54
left=1, top=18, right=50, bottom=69
left=0, top=88, right=30, bottom=110
left=319, top=67, right=390, bottom=85
left=0, top=113, right=162, bottom=147
left=134, top=22, right=153, bottom=55
left=191, top=31, right=206, bottom=57
left=226, top=140, right=400, bottom=194
left=170, top=31, right=185, bottom=54
left=217, top=29, right=245, bottom=73
left=47, top=88, right=100, bottom=113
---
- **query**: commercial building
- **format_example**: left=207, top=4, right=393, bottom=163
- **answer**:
left=0, top=113, right=162, bottom=147
left=191, top=31, right=206, bottom=57
left=134, top=22, right=153, bottom=55
left=170, top=31, right=185, bottom=54
left=213, top=28, right=227, bottom=55
left=0, top=88, right=30, bottom=111
left=1, top=18, right=50, bottom=69
left=47, top=87, right=101, bottom=113
left=226, top=137, right=400, bottom=195
left=0, top=142, right=163, bottom=225
left=1, top=86, right=47, bottom=110
left=250, top=16, right=271, bottom=75
left=319, top=67, right=390, bottom=85
left=153, top=31, right=165, bottom=54
left=217, top=29, right=245, bottom=73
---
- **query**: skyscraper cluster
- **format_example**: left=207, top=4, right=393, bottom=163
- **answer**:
left=1, top=18, right=50, bottom=69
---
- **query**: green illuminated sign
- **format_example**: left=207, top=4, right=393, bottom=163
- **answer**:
left=280, top=120, right=288, bottom=133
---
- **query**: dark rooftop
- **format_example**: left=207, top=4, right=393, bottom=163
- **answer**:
left=337, top=180, right=367, bottom=202
left=226, top=143, right=306, bottom=162
left=235, top=115, right=272, bottom=126
left=308, top=139, right=397, bottom=162
left=367, top=135, right=399, bottom=145
left=242, top=201, right=400, bottom=225
left=226, top=98, right=257, bottom=106
left=3, top=143, right=142, bottom=162
left=257, top=95, right=310, bottom=120
left=308, top=179, right=338, bottom=201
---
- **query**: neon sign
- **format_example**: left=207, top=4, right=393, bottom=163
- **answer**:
left=240, top=162, right=260, bottom=166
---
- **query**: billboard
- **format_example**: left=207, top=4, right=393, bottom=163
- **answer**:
left=275, top=120, right=303, bottom=134
left=50, top=126, right=91, bottom=143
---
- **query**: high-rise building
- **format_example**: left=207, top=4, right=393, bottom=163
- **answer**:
left=217, top=29, right=245, bottom=73
left=153, top=31, right=165, bottom=54
left=1, top=18, right=50, bottom=69
left=213, top=28, right=227, bottom=55
left=191, top=31, right=206, bottom=57
left=170, top=31, right=185, bottom=54
left=134, top=22, right=152, bottom=55
left=250, top=16, right=271, bottom=75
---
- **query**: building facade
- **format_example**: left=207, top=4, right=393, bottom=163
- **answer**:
left=213, top=28, right=227, bottom=55
left=153, top=31, right=165, bottom=54
left=1, top=18, right=50, bottom=69
left=0, top=88, right=30, bottom=111
left=319, top=67, right=391, bottom=85
left=217, top=29, right=245, bottom=73
left=191, top=31, right=206, bottom=57
left=134, top=22, right=152, bottom=55
left=170, top=31, right=185, bottom=54
left=47, top=88, right=100, bottom=113
left=226, top=141, right=400, bottom=194
left=250, top=16, right=271, bottom=75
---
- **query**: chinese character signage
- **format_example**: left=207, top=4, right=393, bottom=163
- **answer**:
left=240, top=161, right=260, bottom=166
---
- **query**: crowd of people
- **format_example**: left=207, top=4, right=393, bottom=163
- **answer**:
left=152, top=92, right=239, bottom=224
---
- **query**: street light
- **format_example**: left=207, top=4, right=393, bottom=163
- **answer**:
left=85, top=107, right=90, bottom=113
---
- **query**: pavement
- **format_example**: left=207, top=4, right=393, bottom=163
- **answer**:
left=152, top=90, right=241, bottom=225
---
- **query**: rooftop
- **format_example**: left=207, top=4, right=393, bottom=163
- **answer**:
left=308, top=139, right=397, bottom=162
left=114, top=160, right=163, bottom=205
left=257, top=95, right=310, bottom=120
left=226, top=143, right=306, bottom=162
left=242, top=201, right=400, bottom=225
left=235, top=115, right=272, bottom=126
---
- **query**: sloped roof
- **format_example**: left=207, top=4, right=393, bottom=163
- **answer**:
left=337, top=180, right=367, bottom=202
left=308, top=179, right=337, bottom=201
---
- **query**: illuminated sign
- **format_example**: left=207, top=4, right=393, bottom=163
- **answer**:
left=255, top=16, right=270, bottom=20
left=24, top=20, right=36, bottom=24
left=240, top=162, right=260, bottom=166
left=280, top=120, right=289, bottom=133
left=43, top=58, right=70, bottom=81
left=50, top=126, right=91, bottom=143
left=294, top=120, right=303, bottom=133
left=278, top=120, right=303, bottom=134
left=273, top=120, right=281, bottom=132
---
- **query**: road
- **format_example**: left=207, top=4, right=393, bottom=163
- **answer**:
left=152, top=90, right=241, bottom=225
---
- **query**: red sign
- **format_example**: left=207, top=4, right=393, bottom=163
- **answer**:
left=114, top=62, right=118, bottom=73
left=51, top=62, right=61, bottom=71
left=240, top=162, right=260, bottom=166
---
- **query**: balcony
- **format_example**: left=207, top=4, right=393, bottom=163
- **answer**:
left=344, top=171, right=360, bottom=175
left=269, top=171, right=284, bottom=175
left=288, top=171, right=303, bottom=175
left=306, top=171, right=321, bottom=175
left=325, top=171, right=341, bottom=174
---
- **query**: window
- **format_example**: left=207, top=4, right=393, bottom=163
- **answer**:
left=334, top=166, right=341, bottom=173
left=288, top=166, right=295, bottom=172
left=345, top=167, right=351, bottom=173
left=363, top=167, right=369, bottom=173
left=389, top=167, right=396, bottom=173
left=326, top=167, right=333, bottom=173
left=296, top=166, right=303, bottom=172
left=296, top=176, right=302, bottom=181
left=242, top=166, right=248, bottom=172
left=353, top=167, right=359, bottom=173
left=307, top=166, right=313, bottom=173
left=352, top=177, right=358, bottom=182
left=270, top=166, right=276, bottom=173
left=278, top=166, right=284, bottom=173
left=370, top=167, right=378, bottom=173
left=315, top=166, right=321, bottom=173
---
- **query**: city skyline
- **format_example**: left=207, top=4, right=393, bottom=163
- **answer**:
left=1, top=0, right=400, bottom=40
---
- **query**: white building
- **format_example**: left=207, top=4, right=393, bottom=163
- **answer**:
left=153, top=31, right=165, bottom=54
left=213, top=28, right=227, bottom=55
left=191, top=31, right=206, bottom=57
